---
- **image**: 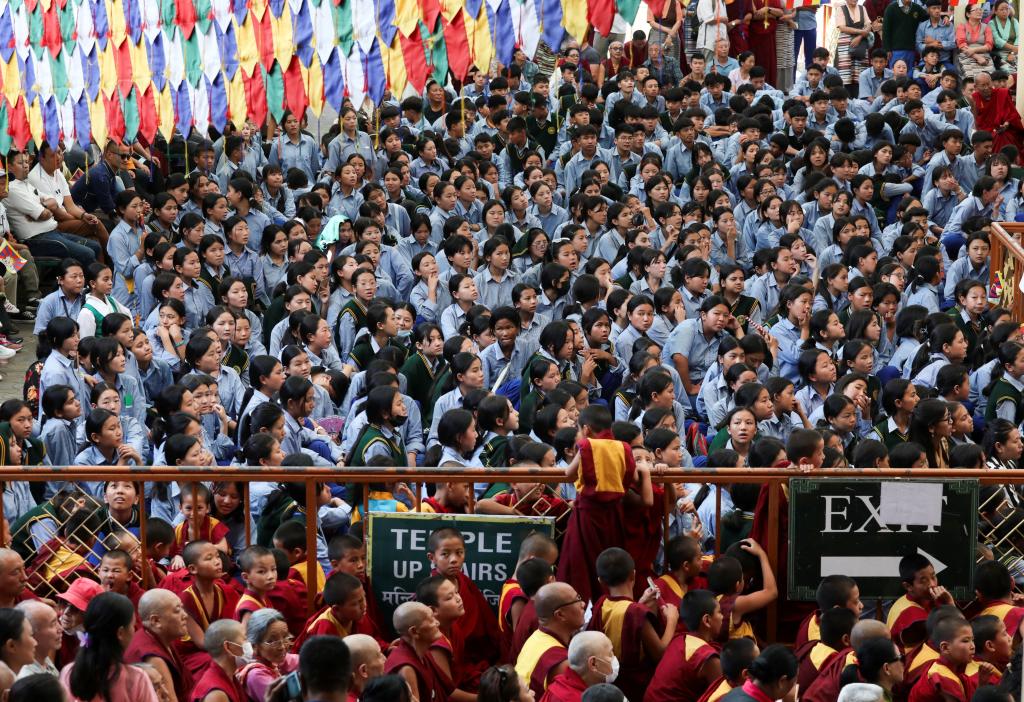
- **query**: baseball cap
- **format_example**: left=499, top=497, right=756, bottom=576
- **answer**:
left=57, top=577, right=103, bottom=611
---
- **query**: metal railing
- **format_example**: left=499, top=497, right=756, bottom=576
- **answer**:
left=6, top=465, right=1024, bottom=641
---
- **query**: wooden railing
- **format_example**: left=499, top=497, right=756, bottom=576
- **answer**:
left=989, top=223, right=1024, bottom=322
left=6, top=465, right=1022, bottom=641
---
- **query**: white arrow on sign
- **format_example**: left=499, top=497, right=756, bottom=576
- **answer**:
left=819, top=548, right=948, bottom=579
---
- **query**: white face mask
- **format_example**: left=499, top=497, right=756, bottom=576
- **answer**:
left=597, top=656, right=619, bottom=684
left=230, top=640, right=254, bottom=662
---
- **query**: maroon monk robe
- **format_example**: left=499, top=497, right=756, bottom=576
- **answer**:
left=801, top=647, right=855, bottom=702
left=623, top=485, right=664, bottom=600
left=433, top=569, right=500, bottom=668
left=384, top=639, right=450, bottom=702
left=190, top=661, right=246, bottom=702
left=511, top=599, right=540, bottom=661
left=796, top=641, right=841, bottom=693
left=747, top=0, right=780, bottom=85
left=750, top=484, right=814, bottom=641
left=540, top=668, right=588, bottom=702
left=178, top=581, right=239, bottom=681
left=726, top=0, right=752, bottom=54
left=126, top=626, right=194, bottom=702
left=498, top=578, right=528, bottom=663
left=588, top=595, right=660, bottom=702
left=267, top=577, right=309, bottom=636
left=974, top=87, right=1024, bottom=163
left=556, top=435, right=635, bottom=604
left=645, top=633, right=720, bottom=702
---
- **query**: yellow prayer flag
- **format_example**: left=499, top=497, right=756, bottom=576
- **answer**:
left=27, top=97, right=44, bottom=148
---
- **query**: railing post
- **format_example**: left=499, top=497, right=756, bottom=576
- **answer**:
left=305, top=480, right=318, bottom=613
left=766, top=478, right=781, bottom=644
left=139, top=486, right=150, bottom=589
left=243, top=482, right=251, bottom=548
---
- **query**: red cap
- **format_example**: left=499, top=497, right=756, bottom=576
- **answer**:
left=57, top=578, right=103, bottom=611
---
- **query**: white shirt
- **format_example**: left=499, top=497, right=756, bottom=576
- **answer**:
left=697, top=0, right=729, bottom=51
left=5, top=178, right=57, bottom=240
left=27, top=163, right=71, bottom=202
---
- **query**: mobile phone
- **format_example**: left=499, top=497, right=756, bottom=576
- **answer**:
left=647, top=576, right=660, bottom=594
left=284, top=672, right=301, bottom=700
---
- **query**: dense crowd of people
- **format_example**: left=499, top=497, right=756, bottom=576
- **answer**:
left=0, top=2, right=1018, bottom=700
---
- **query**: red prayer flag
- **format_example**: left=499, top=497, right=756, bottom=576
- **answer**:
left=7, top=97, right=29, bottom=151
left=421, top=0, right=441, bottom=34
left=176, top=0, right=199, bottom=38
left=399, top=26, right=429, bottom=93
left=41, top=4, right=62, bottom=59
left=114, top=39, right=133, bottom=97
left=588, top=0, right=614, bottom=39
left=137, top=85, right=157, bottom=143
left=252, top=10, right=275, bottom=70
left=443, top=11, right=470, bottom=81
left=282, top=56, right=308, bottom=123
left=242, top=66, right=267, bottom=130
left=104, top=92, right=126, bottom=143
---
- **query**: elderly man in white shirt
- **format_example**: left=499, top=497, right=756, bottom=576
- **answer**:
left=5, top=151, right=101, bottom=266
left=28, top=140, right=109, bottom=257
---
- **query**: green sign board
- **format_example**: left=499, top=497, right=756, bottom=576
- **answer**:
left=367, top=512, right=555, bottom=630
left=788, top=478, right=978, bottom=601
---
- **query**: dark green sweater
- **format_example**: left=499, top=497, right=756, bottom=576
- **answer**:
left=882, top=1, right=929, bottom=51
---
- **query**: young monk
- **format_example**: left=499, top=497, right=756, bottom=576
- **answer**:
left=653, top=535, right=707, bottom=609
left=645, top=590, right=723, bottom=702
left=179, top=541, right=239, bottom=680
left=707, top=540, right=778, bottom=642
left=328, top=535, right=386, bottom=639
left=807, top=622, right=891, bottom=702
left=417, top=574, right=476, bottom=699
left=795, top=574, right=864, bottom=648
left=235, top=545, right=277, bottom=626
left=428, top=527, right=501, bottom=670
left=266, top=548, right=309, bottom=636
left=974, top=561, right=1024, bottom=643
left=909, top=617, right=999, bottom=702
left=510, top=557, right=558, bottom=663
left=887, top=553, right=954, bottom=647
left=589, top=547, right=678, bottom=702
left=419, top=483, right=471, bottom=513
left=796, top=607, right=857, bottom=692
left=98, top=548, right=146, bottom=608
left=294, top=572, right=380, bottom=650
left=558, top=405, right=650, bottom=604
left=970, top=615, right=1011, bottom=679
left=383, top=602, right=447, bottom=702
left=499, top=534, right=559, bottom=663
left=273, top=520, right=326, bottom=595
left=899, top=606, right=966, bottom=700
left=697, top=638, right=759, bottom=702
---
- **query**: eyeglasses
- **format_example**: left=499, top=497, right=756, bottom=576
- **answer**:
left=552, top=595, right=584, bottom=610
left=261, top=636, right=295, bottom=649
left=118, top=152, right=131, bottom=159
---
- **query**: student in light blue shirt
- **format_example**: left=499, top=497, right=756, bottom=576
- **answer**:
left=904, top=255, right=943, bottom=313
left=943, top=232, right=992, bottom=303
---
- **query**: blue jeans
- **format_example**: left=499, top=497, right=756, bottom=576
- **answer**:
left=25, top=230, right=101, bottom=265
left=890, top=49, right=917, bottom=68
left=794, top=28, right=817, bottom=68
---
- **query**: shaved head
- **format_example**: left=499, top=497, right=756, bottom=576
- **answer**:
left=851, top=619, right=891, bottom=649
left=343, top=634, right=380, bottom=664
left=393, top=602, right=430, bottom=633
left=535, top=582, right=577, bottom=621
left=138, top=588, right=178, bottom=621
